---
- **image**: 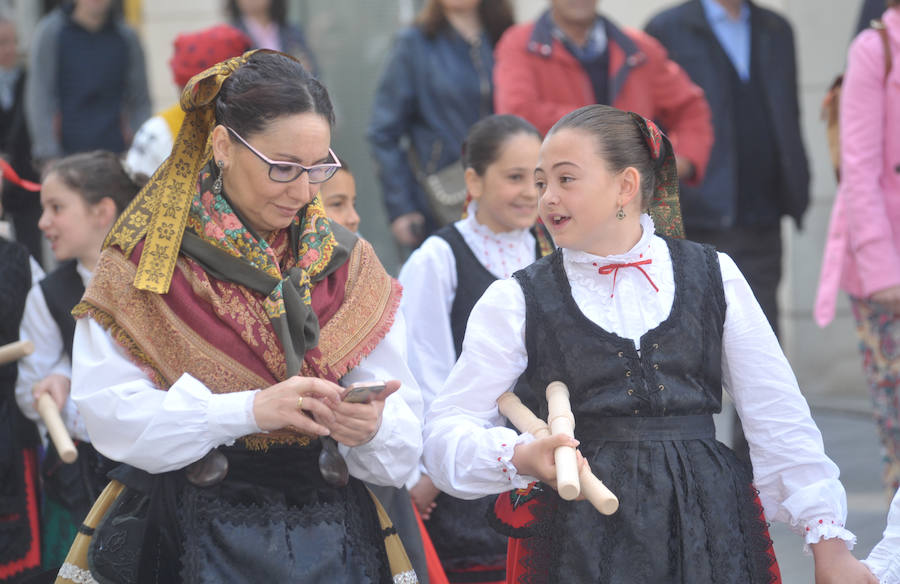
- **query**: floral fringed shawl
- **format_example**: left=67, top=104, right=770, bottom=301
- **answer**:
left=74, top=166, right=401, bottom=450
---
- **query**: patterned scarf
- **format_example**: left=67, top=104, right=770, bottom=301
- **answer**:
left=181, top=164, right=339, bottom=375
left=628, top=112, right=685, bottom=239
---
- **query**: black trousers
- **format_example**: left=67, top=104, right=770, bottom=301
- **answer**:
left=687, top=224, right=782, bottom=339
left=686, top=223, right=783, bottom=464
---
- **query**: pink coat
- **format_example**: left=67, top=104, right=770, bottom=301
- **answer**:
left=815, top=8, right=900, bottom=326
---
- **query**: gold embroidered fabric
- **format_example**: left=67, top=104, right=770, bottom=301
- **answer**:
left=104, top=50, right=258, bottom=293
left=75, top=238, right=401, bottom=451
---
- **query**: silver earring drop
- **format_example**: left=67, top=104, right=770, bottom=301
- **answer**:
left=213, top=160, right=224, bottom=195
left=616, top=207, right=626, bottom=220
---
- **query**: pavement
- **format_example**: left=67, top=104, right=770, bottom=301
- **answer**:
left=726, top=404, right=890, bottom=583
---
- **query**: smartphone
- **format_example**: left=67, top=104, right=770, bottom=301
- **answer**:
left=343, top=381, right=387, bottom=404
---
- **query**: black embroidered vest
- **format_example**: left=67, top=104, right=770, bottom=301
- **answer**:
left=436, top=223, right=550, bottom=357
left=39, top=260, right=84, bottom=360
left=512, top=237, right=727, bottom=425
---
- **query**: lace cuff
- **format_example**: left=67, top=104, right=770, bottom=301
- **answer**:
left=800, top=518, right=857, bottom=554
left=498, top=432, right=537, bottom=489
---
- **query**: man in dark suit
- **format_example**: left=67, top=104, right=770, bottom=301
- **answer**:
left=646, top=0, right=809, bottom=340
left=646, top=0, right=810, bottom=463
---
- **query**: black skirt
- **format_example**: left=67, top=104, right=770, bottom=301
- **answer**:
left=93, top=445, right=394, bottom=584
left=492, top=415, right=780, bottom=584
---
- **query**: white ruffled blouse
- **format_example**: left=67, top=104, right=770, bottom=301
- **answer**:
left=422, top=214, right=857, bottom=551
left=864, top=487, right=900, bottom=583
left=16, top=261, right=92, bottom=443
left=71, top=303, right=424, bottom=489
left=398, top=207, right=538, bottom=415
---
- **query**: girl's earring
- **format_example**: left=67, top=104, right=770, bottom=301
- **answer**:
left=213, top=160, right=224, bottom=195
left=616, top=207, right=626, bottom=221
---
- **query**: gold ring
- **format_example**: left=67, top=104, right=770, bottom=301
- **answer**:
left=297, top=396, right=304, bottom=411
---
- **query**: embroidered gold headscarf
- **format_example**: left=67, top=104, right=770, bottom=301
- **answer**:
left=104, top=50, right=258, bottom=293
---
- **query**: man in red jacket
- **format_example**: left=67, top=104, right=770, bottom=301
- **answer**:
left=494, top=0, right=713, bottom=183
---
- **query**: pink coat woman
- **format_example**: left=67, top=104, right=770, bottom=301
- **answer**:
left=815, top=4, right=900, bottom=493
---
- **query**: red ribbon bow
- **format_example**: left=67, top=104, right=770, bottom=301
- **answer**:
left=595, top=258, right=659, bottom=298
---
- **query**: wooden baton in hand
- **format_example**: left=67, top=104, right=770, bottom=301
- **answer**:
left=545, top=381, right=581, bottom=500
left=0, top=339, right=33, bottom=365
left=497, top=389, right=619, bottom=515
left=36, top=393, right=78, bottom=463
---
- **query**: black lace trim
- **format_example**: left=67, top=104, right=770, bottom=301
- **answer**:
left=730, top=464, right=779, bottom=584
left=0, top=445, right=34, bottom=564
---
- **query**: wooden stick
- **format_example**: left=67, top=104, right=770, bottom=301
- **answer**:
left=545, top=382, right=580, bottom=500
left=36, top=393, right=78, bottom=464
left=497, top=390, right=619, bottom=514
left=497, top=392, right=550, bottom=438
left=0, top=339, right=34, bottom=365
left=578, top=459, right=619, bottom=515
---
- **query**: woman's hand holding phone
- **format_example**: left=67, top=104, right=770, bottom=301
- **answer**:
left=318, top=379, right=401, bottom=446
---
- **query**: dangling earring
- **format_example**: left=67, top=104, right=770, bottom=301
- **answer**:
left=616, top=207, right=626, bottom=221
left=213, top=160, right=224, bottom=195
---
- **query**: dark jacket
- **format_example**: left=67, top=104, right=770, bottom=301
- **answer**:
left=646, top=0, right=810, bottom=230
left=0, top=68, right=37, bottom=215
left=857, top=0, right=887, bottom=35
left=367, top=26, right=494, bottom=225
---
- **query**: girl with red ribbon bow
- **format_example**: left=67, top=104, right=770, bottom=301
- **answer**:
left=422, top=104, right=875, bottom=583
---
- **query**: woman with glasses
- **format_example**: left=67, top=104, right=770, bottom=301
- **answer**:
left=55, top=50, right=423, bottom=583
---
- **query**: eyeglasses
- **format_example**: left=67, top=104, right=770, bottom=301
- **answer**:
left=226, top=126, right=341, bottom=184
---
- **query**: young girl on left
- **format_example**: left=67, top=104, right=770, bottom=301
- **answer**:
left=15, top=151, right=143, bottom=571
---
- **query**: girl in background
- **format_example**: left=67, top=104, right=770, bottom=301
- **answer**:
left=15, top=151, right=142, bottom=571
left=423, top=105, right=875, bottom=583
left=320, top=154, right=360, bottom=234
left=400, top=114, right=549, bottom=584
left=320, top=156, right=433, bottom=583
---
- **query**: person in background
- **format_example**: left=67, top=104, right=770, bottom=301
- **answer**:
left=645, top=0, right=811, bottom=463
left=226, top=0, right=318, bottom=75
left=400, top=114, right=549, bottom=584
left=815, top=0, right=900, bottom=496
left=25, top=0, right=151, bottom=167
left=16, top=151, right=142, bottom=574
left=125, top=24, right=251, bottom=178
left=368, top=0, right=515, bottom=251
left=320, top=154, right=360, bottom=234
left=493, top=0, right=712, bottom=185
left=0, top=13, right=42, bottom=265
left=645, top=0, right=809, bottom=342
left=319, top=154, right=431, bottom=583
left=0, top=193, right=43, bottom=583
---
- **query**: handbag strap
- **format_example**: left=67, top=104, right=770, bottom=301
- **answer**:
left=872, top=19, right=893, bottom=82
